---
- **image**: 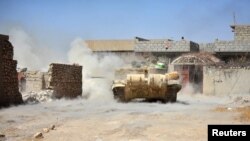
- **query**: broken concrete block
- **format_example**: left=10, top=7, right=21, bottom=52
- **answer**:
left=43, top=128, right=50, bottom=133
left=33, top=132, right=43, bottom=139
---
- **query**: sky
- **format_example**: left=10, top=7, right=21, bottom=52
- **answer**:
left=1, top=0, right=250, bottom=54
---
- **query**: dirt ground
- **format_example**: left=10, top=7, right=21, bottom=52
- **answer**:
left=0, top=94, right=249, bottom=141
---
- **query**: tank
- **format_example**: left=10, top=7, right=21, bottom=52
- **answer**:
left=112, top=70, right=182, bottom=103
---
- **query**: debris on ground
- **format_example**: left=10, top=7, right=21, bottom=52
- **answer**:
left=214, top=95, right=250, bottom=122
left=50, top=124, right=55, bottom=130
left=43, top=128, right=50, bottom=133
left=22, top=90, right=54, bottom=104
left=33, top=132, right=43, bottom=139
left=224, top=95, right=250, bottom=108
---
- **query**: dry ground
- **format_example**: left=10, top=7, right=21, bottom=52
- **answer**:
left=0, top=94, right=249, bottom=141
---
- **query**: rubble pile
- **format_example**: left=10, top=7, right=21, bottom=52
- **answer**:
left=22, top=90, right=54, bottom=103
left=48, top=63, right=82, bottom=98
left=0, top=34, right=23, bottom=107
left=226, top=95, right=250, bottom=108
left=230, top=95, right=250, bottom=106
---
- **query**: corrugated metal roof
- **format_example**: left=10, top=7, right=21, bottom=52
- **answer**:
left=171, top=53, right=220, bottom=65
left=85, top=40, right=134, bottom=51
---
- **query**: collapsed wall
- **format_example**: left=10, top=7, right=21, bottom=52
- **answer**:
left=0, top=34, right=23, bottom=107
left=48, top=63, right=82, bottom=98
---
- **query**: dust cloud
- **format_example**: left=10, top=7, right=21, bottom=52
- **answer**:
left=9, top=28, right=64, bottom=71
left=179, top=83, right=202, bottom=95
left=67, top=38, right=124, bottom=101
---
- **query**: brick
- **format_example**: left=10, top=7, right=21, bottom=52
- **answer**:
left=48, top=63, right=82, bottom=98
left=0, top=34, right=23, bottom=107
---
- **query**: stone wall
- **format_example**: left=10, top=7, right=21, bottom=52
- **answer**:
left=203, top=66, right=250, bottom=95
left=48, top=63, right=82, bottom=98
left=0, top=34, right=23, bottom=107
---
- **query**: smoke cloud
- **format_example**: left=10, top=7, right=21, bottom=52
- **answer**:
left=67, top=38, right=124, bottom=101
left=9, top=28, right=64, bottom=71
left=179, top=83, right=202, bottom=96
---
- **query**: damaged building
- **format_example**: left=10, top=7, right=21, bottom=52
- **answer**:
left=85, top=40, right=135, bottom=64
left=18, top=63, right=82, bottom=99
left=85, top=37, right=199, bottom=67
left=134, top=36, right=199, bottom=62
left=0, top=34, right=23, bottom=107
left=18, top=69, right=48, bottom=93
left=85, top=25, right=250, bottom=65
left=199, top=25, right=250, bottom=95
left=1, top=24, right=250, bottom=104
left=200, top=25, right=250, bottom=61
left=85, top=24, right=250, bottom=95
left=170, top=52, right=221, bottom=93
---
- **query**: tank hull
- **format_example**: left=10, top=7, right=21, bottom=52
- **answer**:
left=112, top=72, right=182, bottom=103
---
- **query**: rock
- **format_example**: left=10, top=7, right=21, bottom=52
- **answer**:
left=0, top=133, right=5, bottom=138
left=50, top=124, right=55, bottom=130
left=43, top=128, right=49, bottom=133
left=33, top=132, right=43, bottom=139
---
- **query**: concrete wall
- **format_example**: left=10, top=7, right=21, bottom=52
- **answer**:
left=199, top=39, right=250, bottom=53
left=0, top=34, right=23, bottom=107
left=85, top=40, right=134, bottom=51
left=199, top=43, right=215, bottom=52
left=203, top=66, right=250, bottom=95
left=214, top=40, right=250, bottom=52
left=24, top=71, right=45, bottom=92
left=134, top=38, right=199, bottom=53
left=190, top=41, right=200, bottom=52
